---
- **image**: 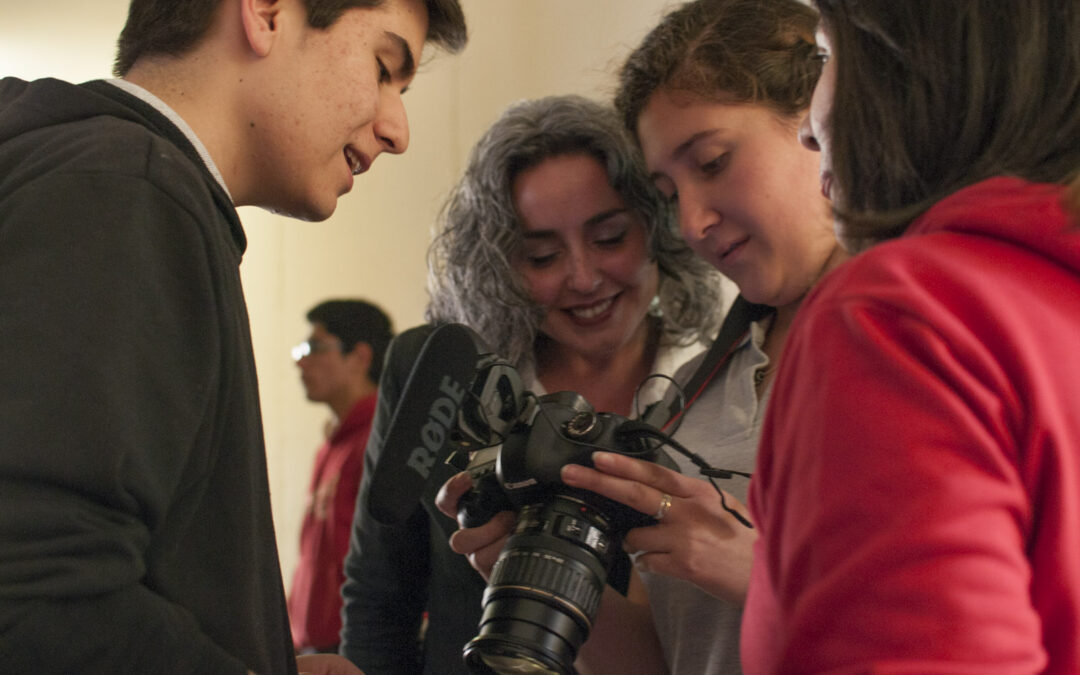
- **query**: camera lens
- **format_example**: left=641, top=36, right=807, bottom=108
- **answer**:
left=463, top=495, right=617, bottom=675
left=475, top=652, right=561, bottom=674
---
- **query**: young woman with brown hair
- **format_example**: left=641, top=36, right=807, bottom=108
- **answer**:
left=439, top=1, right=845, bottom=672
left=744, top=1, right=1080, bottom=672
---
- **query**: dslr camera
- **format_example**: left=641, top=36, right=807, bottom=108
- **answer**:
left=449, top=356, right=679, bottom=675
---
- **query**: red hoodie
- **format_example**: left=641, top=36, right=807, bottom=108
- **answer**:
left=289, top=394, right=377, bottom=652
left=744, top=178, right=1080, bottom=674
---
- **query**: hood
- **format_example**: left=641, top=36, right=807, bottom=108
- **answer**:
left=0, top=77, right=243, bottom=250
left=908, top=176, right=1080, bottom=277
left=1, top=77, right=158, bottom=148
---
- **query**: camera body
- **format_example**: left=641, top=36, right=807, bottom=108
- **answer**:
left=453, top=387, right=678, bottom=675
left=458, top=390, right=676, bottom=531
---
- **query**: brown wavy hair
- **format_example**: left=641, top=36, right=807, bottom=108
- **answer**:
left=614, top=0, right=822, bottom=134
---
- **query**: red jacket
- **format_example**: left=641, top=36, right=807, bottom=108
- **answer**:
left=744, top=178, right=1080, bottom=673
left=288, top=394, right=377, bottom=651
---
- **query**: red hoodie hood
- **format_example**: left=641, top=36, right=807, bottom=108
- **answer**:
left=906, top=177, right=1080, bottom=277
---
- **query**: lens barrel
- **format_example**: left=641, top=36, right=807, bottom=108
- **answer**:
left=463, top=496, right=616, bottom=674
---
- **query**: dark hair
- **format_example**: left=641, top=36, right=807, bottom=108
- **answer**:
left=813, top=0, right=1080, bottom=248
left=113, top=0, right=466, bottom=76
left=307, top=299, right=394, bottom=381
left=614, top=0, right=821, bottom=135
left=426, top=95, right=725, bottom=367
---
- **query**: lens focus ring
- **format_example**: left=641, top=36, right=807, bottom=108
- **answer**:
left=488, top=546, right=603, bottom=625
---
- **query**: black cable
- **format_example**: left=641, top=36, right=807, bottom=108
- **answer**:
left=496, top=397, right=755, bottom=529
left=633, top=373, right=686, bottom=437
left=615, top=422, right=754, bottom=529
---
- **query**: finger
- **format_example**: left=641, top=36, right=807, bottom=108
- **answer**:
left=632, top=550, right=669, bottom=576
left=617, top=527, right=673, bottom=557
left=623, top=523, right=675, bottom=555
left=449, top=510, right=515, bottom=581
left=560, top=462, right=662, bottom=518
left=448, top=510, right=515, bottom=556
left=469, top=540, right=506, bottom=581
left=435, top=470, right=474, bottom=519
left=591, top=451, right=697, bottom=498
left=623, top=516, right=734, bottom=558
left=633, top=539, right=754, bottom=605
left=562, top=457, right=694, bottom=522
left=632, top=550, right=701, bottom=588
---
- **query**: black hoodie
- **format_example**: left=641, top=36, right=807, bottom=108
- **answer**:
left=0, top=77, right=296, bottom=675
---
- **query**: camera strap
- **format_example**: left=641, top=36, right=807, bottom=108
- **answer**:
left=644, top=295, right=774, bottom=431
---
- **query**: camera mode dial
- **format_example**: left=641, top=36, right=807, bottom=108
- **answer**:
left=564, top=411, right=598, bottom=440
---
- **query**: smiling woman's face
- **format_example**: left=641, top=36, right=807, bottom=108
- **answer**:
left=511, top=152, right=658, bottom=363
left=637, top=89, right=836, bottom=308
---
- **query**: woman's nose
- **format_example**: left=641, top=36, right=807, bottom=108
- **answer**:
left=677, top=185, right=721, bottom=243
left=798, top=113, right=821, bottom=152
left=567, top=251, right=602, bottom=293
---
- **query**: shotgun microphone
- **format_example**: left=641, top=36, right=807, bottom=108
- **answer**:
left=365, top=322, right=480, bottom=526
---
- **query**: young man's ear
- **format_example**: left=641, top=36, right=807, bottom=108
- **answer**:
left=346, top=342, right=375, bottom=375
left=239, top=0, right=284, bottom=57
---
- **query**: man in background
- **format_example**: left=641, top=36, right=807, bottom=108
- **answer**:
left=0, top=1, right=465, bottom=673
left=289, top=300, right=392, bottom=656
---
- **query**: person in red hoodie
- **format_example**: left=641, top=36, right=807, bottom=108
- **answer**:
left=743, top=1, right=1080, bottom=673
left=289, top=299, right=393, bottom=655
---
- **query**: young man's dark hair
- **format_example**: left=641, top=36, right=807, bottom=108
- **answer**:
left=114, top=0, right=467, bottom=75
left=307, top=299, right=393, bottom=381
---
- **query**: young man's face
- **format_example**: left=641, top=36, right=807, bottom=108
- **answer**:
left=244, top=0, right=429, bottom=221
left=295, top=323, right=358, bottom=404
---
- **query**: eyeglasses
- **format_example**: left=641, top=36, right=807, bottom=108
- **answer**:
left=291, top=338, right=342, bottom=362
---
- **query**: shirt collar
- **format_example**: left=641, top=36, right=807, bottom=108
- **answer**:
left=106, top=78, right=233, bottom=202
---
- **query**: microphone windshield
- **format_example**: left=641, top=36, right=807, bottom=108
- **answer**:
left=366, top=323, right=480, bottom=525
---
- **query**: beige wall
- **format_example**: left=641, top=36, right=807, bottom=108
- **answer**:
left=3, top=0, right=678, bottom=583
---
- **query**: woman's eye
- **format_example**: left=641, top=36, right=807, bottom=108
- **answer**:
left=377, top=58, right=391, bottom=83
left=525, top=252, right=557, bottom=267
left=813, top=47, right=830, bottom=64
left=700, top=153, right=731, bottom=175
left=595, top=230, right=628, bottom=247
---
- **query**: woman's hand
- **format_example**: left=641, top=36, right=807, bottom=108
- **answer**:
left=435, top=471, right=516, bottom=581
left=561, top=451, right=756, bottom=604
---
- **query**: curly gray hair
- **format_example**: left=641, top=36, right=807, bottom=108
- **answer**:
left=426, top=95, right=725, bottom=367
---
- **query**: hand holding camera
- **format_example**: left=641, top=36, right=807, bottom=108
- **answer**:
left=561, top=450, right=757, bottom=605
left=436, top=471, right=515, bottom=581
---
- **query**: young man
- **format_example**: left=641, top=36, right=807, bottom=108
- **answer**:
left=288, top=300, right=392, bottom=656
left=0, top=1, right=465, bottom=674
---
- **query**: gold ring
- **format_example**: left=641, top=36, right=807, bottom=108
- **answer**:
left=654, top=493, right=673, bottom=520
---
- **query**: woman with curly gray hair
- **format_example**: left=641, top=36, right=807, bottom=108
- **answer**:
left=341, top=94, right=725, bottom=675
left=427, top=94, right=724, bottom=396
